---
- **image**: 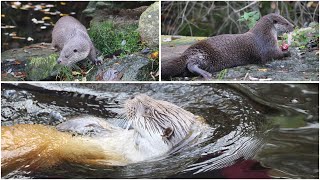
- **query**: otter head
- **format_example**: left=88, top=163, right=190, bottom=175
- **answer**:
left=57, top=36, right=90, bottom=66
left=251, top=13, right=294, bottom=38
left=268, top=14, right=294, bottom=34
left=124, top=94, right=197, bottom=155
left=267, top=13, right=294, bottom=34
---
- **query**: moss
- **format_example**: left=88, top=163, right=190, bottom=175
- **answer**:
left=26, top=54, right=59, bottom=81
left=89, top=21, right=142, bottom=56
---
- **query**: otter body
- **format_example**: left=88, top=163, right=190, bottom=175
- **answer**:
left=1, top=95, right=207, bottom=175
left=52, top=16, right=100, bottom=66
left=161, top=13, right=294, bottom=79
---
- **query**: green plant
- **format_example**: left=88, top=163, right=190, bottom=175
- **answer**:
left=89, top=22, right=142, bottom=56
left=238, top=11, right=260, bottom=29
left=290, top=22, right=319, bottom=49
left=56, top=66, right=74, bottom=81
left=217, top=69, right=228, bottom=80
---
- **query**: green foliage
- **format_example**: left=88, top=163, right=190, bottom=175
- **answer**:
left=89, top=22, right=142, bottom=56
left=290, top=22, right=319, bottom=49
left=56, top=66, right=74, bottom=81
left=238, top=11, right=260, bottom=29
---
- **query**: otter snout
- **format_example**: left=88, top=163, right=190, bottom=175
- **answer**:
left=56, top=57, right=67, bottom=65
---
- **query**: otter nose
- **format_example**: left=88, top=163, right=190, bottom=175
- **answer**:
left=57, top=59, right=62, bottom=64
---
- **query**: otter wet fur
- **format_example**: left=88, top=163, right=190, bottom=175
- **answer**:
left=161, top=13, right=294, bottom=80
left=1, top=94, right=209, bottom=175
left=52, top=16, right=101, bottom=66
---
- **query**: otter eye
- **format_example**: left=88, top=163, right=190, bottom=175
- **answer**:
left=273, top=20, right=278, bottom=24
left=73, top=49, right=77, bottom=53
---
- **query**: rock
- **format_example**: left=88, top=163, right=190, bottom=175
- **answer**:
left=138, top=2, right=159, bottom=48
left=89, top=54, right=153, bottom=81
left=1, top=43, right=59, bottom=81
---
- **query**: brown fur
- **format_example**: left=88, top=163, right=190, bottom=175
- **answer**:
left=161, top=13, right=294, bottom=79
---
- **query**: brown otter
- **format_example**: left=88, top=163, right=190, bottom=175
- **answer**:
left=161, top=13, right=294, bottom=80
left=52, top=16, right=101, bottom=66
left=1, top=94, right=208, bottom=175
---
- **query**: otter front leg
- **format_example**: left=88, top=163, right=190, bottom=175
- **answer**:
left=187, top=63, right=212, bottom=80
left=89, top=46, right=102, bottom=65
left=262, top=49, right=291, bottom=63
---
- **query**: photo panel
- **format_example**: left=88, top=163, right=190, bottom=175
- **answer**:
left=161, top=1, right=319, bottom=81
left=1, top=1, right=159, bottom=81
left=1, top=83, right=319, bottom=178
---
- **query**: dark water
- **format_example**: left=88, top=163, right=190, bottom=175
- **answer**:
left=1, top=1, right=89, bottom=51
left=1, top=83, right=318, bottom=178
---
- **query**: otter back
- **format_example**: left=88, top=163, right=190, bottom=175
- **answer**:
left=52, top=16, right=100, bottom=66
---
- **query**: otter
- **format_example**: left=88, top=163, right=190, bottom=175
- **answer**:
left=52, top=16, right=101, bottom=66
left=161, top=13, right=294, bottom=80
left=1, top=94, right=208, bottom=175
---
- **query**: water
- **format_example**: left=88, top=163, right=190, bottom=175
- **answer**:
left=1, top=1, right=89, bottom=51
left=1, top=83, right=318, bottom=178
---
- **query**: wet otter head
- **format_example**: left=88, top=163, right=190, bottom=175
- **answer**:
left=57, top=34, right=91, bottom=66
left=125, top=94, right=197, bottom=155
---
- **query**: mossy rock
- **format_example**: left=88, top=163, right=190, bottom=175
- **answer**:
left=138, top=2, right=159, bottom=48
left=25, top=54, right=61, bottom=81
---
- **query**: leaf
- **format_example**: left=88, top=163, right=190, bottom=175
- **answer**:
left=258, top=68, right=268, bottom=72
left=243, top=13, right=249, bottom=20
left=253, top=13, right=260, bottom=21
left=151, top=51, right=159, bottom=59
left=247, top=11, right=257, bottom=16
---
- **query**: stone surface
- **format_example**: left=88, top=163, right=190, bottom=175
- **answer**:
left=138, top=2, right=159, bottom=48
left=89, top=54, right=154, bottom=81
left=1, top=43, right=59, bottom=81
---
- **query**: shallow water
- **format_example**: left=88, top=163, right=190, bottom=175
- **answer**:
left=1, top=83, right=318, bottom=178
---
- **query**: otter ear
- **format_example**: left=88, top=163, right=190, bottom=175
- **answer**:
left=73, top=49, right=78, bottom=53
left=162, top=127, right=173, bottom=139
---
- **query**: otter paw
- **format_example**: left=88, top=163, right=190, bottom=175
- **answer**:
left=283, top=50, right=291, bottom=57
left=93, top=58, right=103, bottom=65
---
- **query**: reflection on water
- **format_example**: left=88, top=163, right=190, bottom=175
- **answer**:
left=1, top=1, right=89, bottom=51
left=1, top=83, right=318, bottom=178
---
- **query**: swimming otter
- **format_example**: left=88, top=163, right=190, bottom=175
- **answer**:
left=52, top=16, right=101, bottom=66
left=1, top=94, right=207, bottom=175
left=161, top=13, right=294, bottom=80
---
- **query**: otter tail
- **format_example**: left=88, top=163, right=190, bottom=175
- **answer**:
left=1, top=124, right=126, bottom=176
left=161, top=56, right=188, bottom=80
